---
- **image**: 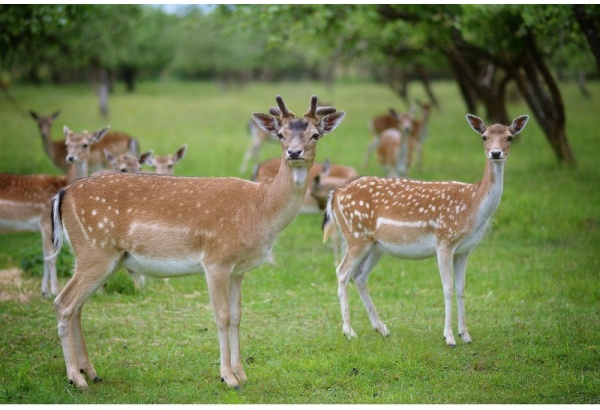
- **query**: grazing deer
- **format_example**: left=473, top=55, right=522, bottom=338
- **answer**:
left=322, top=114, right=528, bottom=346
left=29, top=109, right=140, bottom=172
left=144, top=145, right=188, bottom=175
left=363, top=108, right=414, bottom=169
left=239, top=119, right=278, bottom=174
left=48, top=95, right=345, bottom=389
left=0, top=126, right=109, bottom=297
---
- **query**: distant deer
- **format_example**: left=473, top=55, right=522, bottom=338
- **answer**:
left=0, top=126, right=109, bottom=297
left=48, top=95, right=345, bottom=389
left=103, top=149, right=153, bottom=174
left=29, top=109, right=140, bottom=172
left=363, top=108, right=414, bottom=169
left=376, top=128, right=410, bottom=178
left=239, top=119, right=278, bottom=174
left=323, top=114, right=528, bottom=346
left=407, top=101, right=433, bottom=173
left=144, top=145, right=188, bottom=175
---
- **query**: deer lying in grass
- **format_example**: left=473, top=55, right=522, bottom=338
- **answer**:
left=48, top=95, right=345, bottom=389
left=103, top=149, right=153, bottom=174
left=0, top=126, right=109, bottom=297
left=30, top=109, right=140, bottom=172
left=144, top=145, right=188, bottom=175
left=323, top=114, right=528, bottom=346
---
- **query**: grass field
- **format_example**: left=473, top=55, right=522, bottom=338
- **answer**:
left=0, top=79, right=598, bottom=404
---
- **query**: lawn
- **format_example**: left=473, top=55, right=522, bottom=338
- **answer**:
left=0, top=79, right=598, bottom=403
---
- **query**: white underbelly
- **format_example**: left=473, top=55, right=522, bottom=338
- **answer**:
left=378, top=234, right=437, bottom=260
left=122, top=253, right=205, bottom=278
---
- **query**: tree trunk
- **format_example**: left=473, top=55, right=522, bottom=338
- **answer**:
left=572, top=5, right=600, bottom=75
left=414, top=63, right=440, bottom=108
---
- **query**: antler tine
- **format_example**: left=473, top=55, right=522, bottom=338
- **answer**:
left=269, top=107, right=282, bottom=116
left=305, top=95, right=318, bottom=119
left=316, top=106, right=337, bottom=117
left=275, top=95, right=294, bottom=119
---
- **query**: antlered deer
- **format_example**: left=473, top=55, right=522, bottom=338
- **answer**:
left=323, top=114, right=528, bottom=346
left=48, top=95, right=345, bottom=389
left=30, top=109, right=140, bottom=172
left=0, top=126, right=109, bottom=297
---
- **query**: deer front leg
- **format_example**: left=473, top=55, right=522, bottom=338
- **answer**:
left=228, top=273, right=247, bottom=384
left=206, top=268, right=239, bottom=388
left=453, top=252, right=472, bottom=344
left=436, top=247, right=456, bottom=347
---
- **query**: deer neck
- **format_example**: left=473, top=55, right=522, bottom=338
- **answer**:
left=261, top=157, right=313, bottom=233
left=472, top=158, right=505, bottom=227
left=65, top=161, right=89, bottom=184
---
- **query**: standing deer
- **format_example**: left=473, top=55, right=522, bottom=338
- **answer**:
left=0, top=126, right=109, bottom=297
left=48, top=95, right=345, bottom=389
left=376, top=128, right=410, bottom=178
left=363, top=108, right=414, bottom=169
left=322, top=114, right=528, bottom=346
left=29, top=109, right=140, bottom=172
left=409, top=102, right=432, bottom=172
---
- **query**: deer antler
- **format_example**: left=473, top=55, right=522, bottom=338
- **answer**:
left=275, top=95, right=295, bottom=122
left=304, top=95, right=318, bottom=119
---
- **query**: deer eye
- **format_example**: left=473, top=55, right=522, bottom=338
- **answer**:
left=507, top=135, right=514, bottom=142
left=83, top=144, right=89, bottom=148
left=481, top=136, right=487, bottom=142
left=311, top=133, right=320, bottom=140
left=277, top=133, right=284, bottom=140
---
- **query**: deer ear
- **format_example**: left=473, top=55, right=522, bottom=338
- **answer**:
left=52, top=110, right=61, bottom=120
left=466, top=114, right=487, bottom=135
left=63, top=125, right=71, bottom=137
left=318, top=111, right=346, bottom=135
left=509, top=115, right=529, bottom=136
left=103, top=148, right=115, bottom=161
left=92, top=126, right=111, bottom=143
left=175, top=145, right=187, bottom=161
left=252, top=113, right=281, bottom=136
left=139, top=151, right=154, bottom=165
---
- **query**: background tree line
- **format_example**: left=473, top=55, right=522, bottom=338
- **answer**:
left=1, top=4, right=598, bottom=167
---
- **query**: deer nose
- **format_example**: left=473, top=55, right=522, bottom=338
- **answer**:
left=287, top=149, right=303, bottom=160
left=66, top=155, right=76, bottom=163
left=490, top=150, right=502, bottom=159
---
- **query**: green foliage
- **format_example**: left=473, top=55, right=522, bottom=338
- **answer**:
left=0, top=80, right=598, bottom=403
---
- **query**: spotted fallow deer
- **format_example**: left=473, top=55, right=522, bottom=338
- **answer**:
left=323, top=114, right=529, bottom=346
left=363, top=108, right=414, bottom=169
left=47, top=95, right=345, bottom=389
left=0, top=126, right=109, bottom=297
left=144, top=145, right=187, bottom=175
left=29, top=109, right=140, bottom=172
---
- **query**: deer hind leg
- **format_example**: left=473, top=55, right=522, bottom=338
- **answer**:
left=54, top=252, right=122, bottom=388
left=228, top=273, right=247, bottom=385
left=205, top=266, right=240, bottom=388
left=353, top=246, right=388, bottom=336
left=453, top=252, right=472, bottom=343
left=436, top=246, right=457, bottom=347
left=336, top=242, right=372, bottom=338
left=40, top=218, right=58, bottom=297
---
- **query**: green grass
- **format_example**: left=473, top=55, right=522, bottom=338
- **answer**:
left=0, top=79, right=599, bottom=403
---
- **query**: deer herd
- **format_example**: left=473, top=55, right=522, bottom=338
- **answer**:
left=1, top=94, right=529, bottom=390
